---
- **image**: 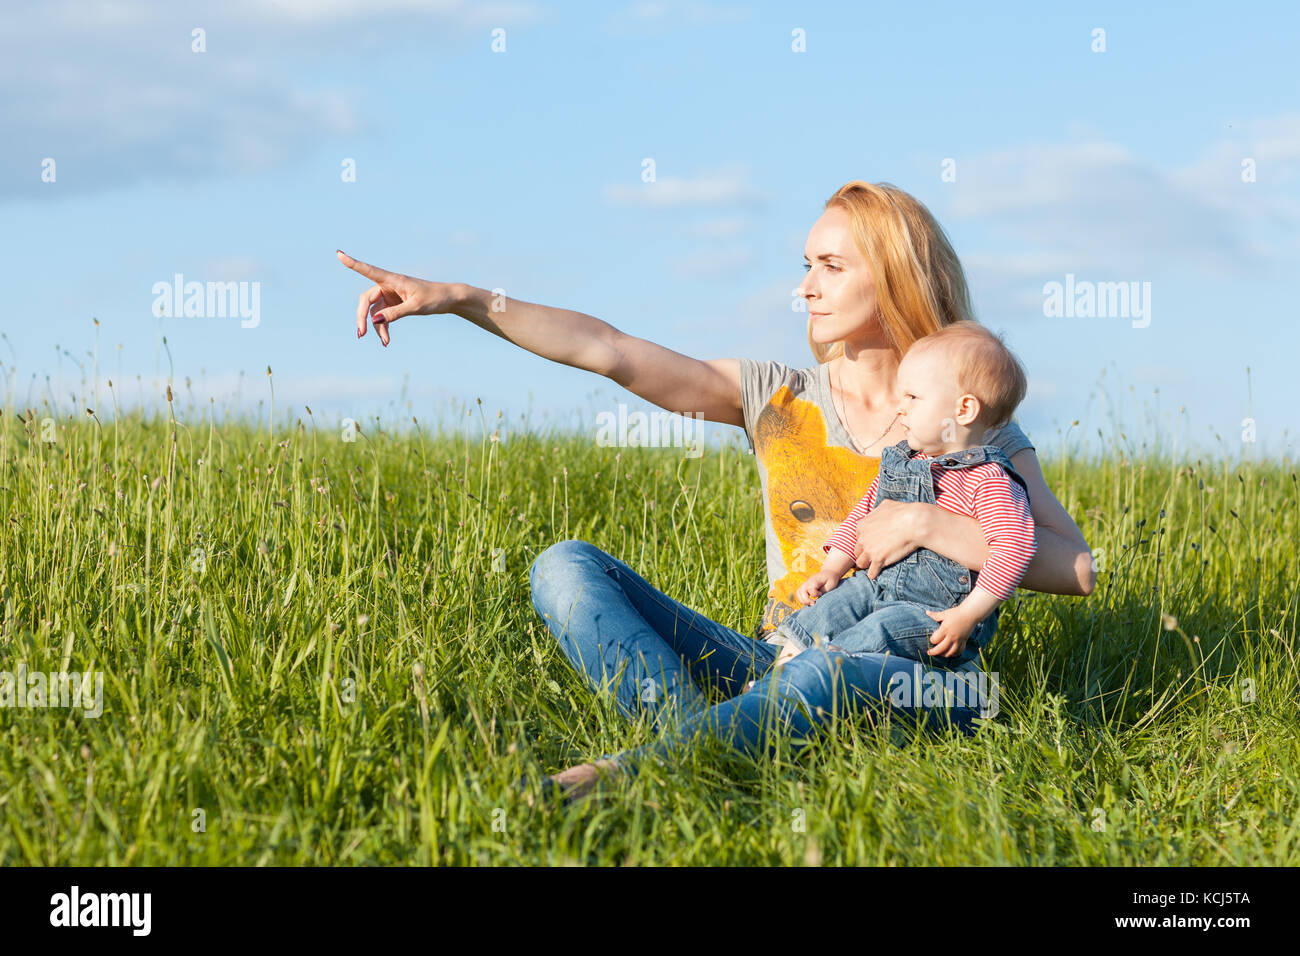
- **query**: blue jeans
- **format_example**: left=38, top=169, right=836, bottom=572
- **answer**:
left=776, top=557, right=988, bottom=668
left=773, top=436, right=1026, bottom=668
left=528, top=540, right=997, bottom=777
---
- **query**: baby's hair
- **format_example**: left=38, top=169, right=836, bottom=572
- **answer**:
left=908, top=320, right=1027, bottom=429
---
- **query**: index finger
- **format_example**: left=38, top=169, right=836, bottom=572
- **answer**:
left=337, top=250, right=396, bottom=285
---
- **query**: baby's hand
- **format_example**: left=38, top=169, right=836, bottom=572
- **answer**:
left=795, top=569, right=840, bottom=606
left=923, top=606, right=979, bottom=658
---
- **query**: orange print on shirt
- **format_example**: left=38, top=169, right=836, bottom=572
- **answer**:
left=753, top=384, right=880, bottom=636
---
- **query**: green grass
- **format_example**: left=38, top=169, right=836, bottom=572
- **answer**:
left=1, top=395, right=1297, bottom=865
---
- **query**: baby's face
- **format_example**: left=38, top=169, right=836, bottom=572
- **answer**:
left=896, top=346, right=968, bottom=453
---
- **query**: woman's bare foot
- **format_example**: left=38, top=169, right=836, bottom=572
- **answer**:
left=532, top=757, right=623, bottom=807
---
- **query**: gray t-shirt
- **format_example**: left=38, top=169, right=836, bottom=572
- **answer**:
left=738, top=357, right=1035, bottom=642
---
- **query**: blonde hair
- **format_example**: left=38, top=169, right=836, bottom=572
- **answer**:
left=808, top=181, right=976, bottom=364
left=908, top=320, right=1028, bottom=430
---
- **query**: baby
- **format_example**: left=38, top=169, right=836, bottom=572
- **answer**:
left=773, top=320, right=1036, bottom=671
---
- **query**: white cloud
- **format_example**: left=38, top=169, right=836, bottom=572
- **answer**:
left=604, top=164, right=767, bottom=207
left=1025, top=378, right=1059, bottom=400
left=606, top=1, right=754, bottom=34
left=0, top=0, right=543, bottom=201
left=948, top=125, right=1300, bottom=279
left=669, top=246, right=756, bottom=278
left=228, top=0, right=542, bottom=29
left=946, top=119, right=1300, bottom=321
left=231, top=0, right=462, bottom=23
left=200, top=257, right=272, bottom=281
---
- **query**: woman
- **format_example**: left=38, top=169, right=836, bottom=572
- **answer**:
left=337, top=181, right=1095, bottom=805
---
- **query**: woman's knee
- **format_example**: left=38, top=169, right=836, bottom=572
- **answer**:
left=766, top=650, right=847, bottom=717
left=528, top=539, right=603, bottom=611
left=530, top=538, right=596, bottom=582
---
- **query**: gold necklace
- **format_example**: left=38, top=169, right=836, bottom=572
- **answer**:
left=831, top=360, right=900, bottom=454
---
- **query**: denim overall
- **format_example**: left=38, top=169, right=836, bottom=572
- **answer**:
left=776, top=438, right=1031, bottom=668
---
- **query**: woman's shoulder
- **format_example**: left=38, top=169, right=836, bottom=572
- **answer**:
left=984, top=418, right=1035, bottom=458
left=737, top=357, right=817, bottom=394
left=737, top=357, right=822, bottom=436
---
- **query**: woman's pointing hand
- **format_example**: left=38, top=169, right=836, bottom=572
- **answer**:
left=337, top=250, right=462, bottom=347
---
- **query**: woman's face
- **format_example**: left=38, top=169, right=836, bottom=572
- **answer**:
left=797, top=206, right=880, bottom=348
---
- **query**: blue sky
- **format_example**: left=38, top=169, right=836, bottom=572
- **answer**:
left=4, top=0, right=1297, bottom=460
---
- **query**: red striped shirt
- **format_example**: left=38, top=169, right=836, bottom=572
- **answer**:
left=823, top=453, right=1036, bottom=602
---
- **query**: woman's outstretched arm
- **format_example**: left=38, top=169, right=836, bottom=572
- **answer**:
left=337, top=251, right=745, bottom=426
left=854, top=448, right=1095, bottom=597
